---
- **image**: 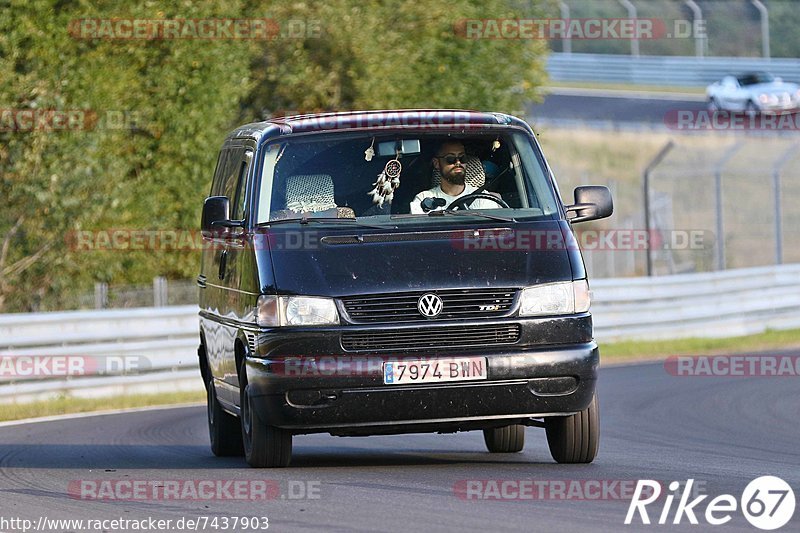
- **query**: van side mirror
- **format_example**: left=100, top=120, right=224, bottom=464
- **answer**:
left=202, top=196, right=242, bottom=236
left=566, top=186, right=613, bottom=223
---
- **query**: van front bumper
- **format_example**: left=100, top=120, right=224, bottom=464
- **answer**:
left=244, top=319, right=598, bottom=434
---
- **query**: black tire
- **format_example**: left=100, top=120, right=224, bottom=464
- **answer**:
left=545, top=393, right=599, bottom=464
left=745, top=100, right=759, bottom=116
left=240, top=373, right=292, bottom=468
left=483, top=424, right=525, bottom=453
left=707, top=97, right=719, bottom=112
left=207, top=378, right=244, bottom=456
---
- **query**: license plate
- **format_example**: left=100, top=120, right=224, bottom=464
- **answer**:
left=383, top=357, right=487, bottom=385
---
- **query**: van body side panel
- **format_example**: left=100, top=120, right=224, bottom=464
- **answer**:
left=560, top=220, right=587, bottom=280
left=199, top=140, right=261, bottom=406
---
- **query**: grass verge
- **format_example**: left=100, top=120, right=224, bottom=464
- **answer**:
left=0, top=389, right=205, bottom=423
left=601, top=328, right=800, bottom=364
left=544, top=80, right=706, bottom=95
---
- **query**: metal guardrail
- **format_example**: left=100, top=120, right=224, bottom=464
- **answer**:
left=1, top=264, right=799, bottom=401
left=591, top=264, right=800, bottom=341
left=0, top=306, right=200, bottom=403
left=0, top=305, right=197, bottom=365
left=547, top=53, right=800, bottom=86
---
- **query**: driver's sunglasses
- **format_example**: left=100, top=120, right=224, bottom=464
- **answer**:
left=436, top=153, right=467, bottom=165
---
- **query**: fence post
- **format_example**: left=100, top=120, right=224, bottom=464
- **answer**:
left=153, top=276, right=168, bottom=307
left=94, top=282, right=108, bottom=309
left=713, top=142, right=744, bottom=271
left=772, top=143, right=799, bottom=265
left=684, top=0, right=705, bottom=58
left=643, top=141, right=675, bottom=276
left=750, top=0, right=770, bottom=59
left=559, top=2, right=571, bottom=54
left=618, top=0, right=639, bottom=56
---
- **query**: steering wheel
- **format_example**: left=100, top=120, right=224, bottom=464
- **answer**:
left=447, top=192, right=509, bottom=211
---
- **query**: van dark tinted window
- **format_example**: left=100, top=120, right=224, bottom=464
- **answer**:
left=215, top=148, right=251, bottom=220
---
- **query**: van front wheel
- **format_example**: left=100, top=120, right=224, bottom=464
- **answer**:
left=240, top=379, right=292, bottom=468
left=545, top=393, right=599, bottom=463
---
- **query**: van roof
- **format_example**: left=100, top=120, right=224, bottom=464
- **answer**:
left=227, top=109, right=532, bottom=141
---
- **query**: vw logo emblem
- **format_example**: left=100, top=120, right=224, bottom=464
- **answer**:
left=418, top=293, right=443, bottom=318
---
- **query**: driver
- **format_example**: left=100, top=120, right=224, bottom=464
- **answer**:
left=409, top=141, right=499, bottom=214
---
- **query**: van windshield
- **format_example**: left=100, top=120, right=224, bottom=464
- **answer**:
left=255, top=131, right=560, bottom=225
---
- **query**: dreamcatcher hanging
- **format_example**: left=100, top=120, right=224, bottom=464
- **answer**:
left=366, top=139, right=402, bottom=207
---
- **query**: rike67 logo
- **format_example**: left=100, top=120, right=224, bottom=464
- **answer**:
left=626, top=477, right=795, bottom=530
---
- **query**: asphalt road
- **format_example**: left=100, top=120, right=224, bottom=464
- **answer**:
left=528, top=89, right=708, bottom=126
left=0, top=361, right=797, bottom=532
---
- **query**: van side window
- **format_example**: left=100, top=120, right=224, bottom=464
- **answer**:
left=217, top=148, right=252, bottom=221
left=210, top=150, right=229, bottom=197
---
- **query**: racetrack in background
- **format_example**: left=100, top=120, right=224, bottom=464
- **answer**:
left=528, top=89, right=708, bottom=127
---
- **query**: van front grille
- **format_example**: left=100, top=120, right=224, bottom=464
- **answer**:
left=341, top=324, right=521, bottom=352
left=340, top=289, right=517, bottom=323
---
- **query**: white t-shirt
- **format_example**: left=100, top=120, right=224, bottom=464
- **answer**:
left=409, top=184, right=499, bottom=214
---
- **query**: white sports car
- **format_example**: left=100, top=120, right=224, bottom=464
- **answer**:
left=706, top=72, right=800, bottom=114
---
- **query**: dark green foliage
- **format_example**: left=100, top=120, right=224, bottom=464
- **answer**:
left=0, top=0, right=550, bottom=311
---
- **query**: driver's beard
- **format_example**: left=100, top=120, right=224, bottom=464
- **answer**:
left=442, top=170, right=465, bottom=186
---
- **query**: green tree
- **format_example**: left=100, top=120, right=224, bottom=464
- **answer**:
left=243, top=0, right=553, bottom=117
left=1, top=0, right=258, bottom=310
left=768, top=0, right=800, bottom=59
left=1, top=0, right=552, bottom=312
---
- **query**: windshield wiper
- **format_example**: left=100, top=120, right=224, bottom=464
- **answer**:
left=428, top=210, right=516, bottom=223
left=258, top=217, right=390, bottom=230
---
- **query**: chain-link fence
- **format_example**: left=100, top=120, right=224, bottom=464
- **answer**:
left=646, top=136, right=800, bottom=276
left=556, top=134, right=800, bottom=279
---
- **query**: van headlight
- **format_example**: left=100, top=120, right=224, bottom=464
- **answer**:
left=282, top=296, right=339, bottom=326
left=519, top=280, right=590, bottom=316
left=256, top=295, right=339, bottom=326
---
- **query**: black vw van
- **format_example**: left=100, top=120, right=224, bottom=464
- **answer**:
left=198, top=110, right=612, bottom=467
